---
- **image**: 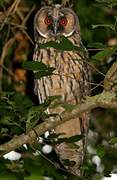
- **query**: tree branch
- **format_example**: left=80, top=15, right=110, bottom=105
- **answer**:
left=0, top=91, right=117, bottom=156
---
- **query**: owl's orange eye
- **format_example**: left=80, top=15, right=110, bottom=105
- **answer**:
left=44, top=16, right=53, bottom=25
left=59, top=18, right=67, bottom=26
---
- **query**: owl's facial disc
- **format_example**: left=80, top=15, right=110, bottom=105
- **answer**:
left=35, top=6, right=79, bottom=38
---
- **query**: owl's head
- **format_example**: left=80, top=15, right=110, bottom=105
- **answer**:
left=34, top=4, right=80, bottom=39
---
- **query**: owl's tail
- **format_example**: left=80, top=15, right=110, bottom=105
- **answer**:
left=54, top=113, right=88, bottom=176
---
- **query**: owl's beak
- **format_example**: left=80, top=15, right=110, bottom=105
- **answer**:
left=52, top=19, right=59, bottom=36
left=53, top=20, right=58, bottom=34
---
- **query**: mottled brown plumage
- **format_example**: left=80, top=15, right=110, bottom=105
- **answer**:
left=33, top=4, right=90, bottom=176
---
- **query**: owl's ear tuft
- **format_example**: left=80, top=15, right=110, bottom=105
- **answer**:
left=41, top=0, right=53, bottom=6
left=62, top=0, right=73, bottom=7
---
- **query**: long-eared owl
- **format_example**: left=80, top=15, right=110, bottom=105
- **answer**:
left=33, top=4, right=90, bottom=176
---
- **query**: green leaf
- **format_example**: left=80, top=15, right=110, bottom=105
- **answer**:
left=0, top=116, right=11, bottom=125
left=63, top=159, right=76, bottom=167
left=22, top=61, right=47, bottom=71
left=34, top=67, right=55, bottom=79
left=23, top=61, right=55, bottom=79
left=11, top=93, right=33, bottom=111
left=1, top=128, right=8, bottom=134
left=109, top=137, right=117, bottom=145
left=24, top=157, right=44, bottom=178
left=46, top=133, right=65, bottom=142
left=67, top=143, right=80, bottom=149
left=39, top=36, right=83, bottom=51
left=66, top=134, right=84, bottom=143
left=92, top=46, right=117, bottom=60
left=48, top=133, right=62, bottom=139
left=26, top=101, right=50, bottom=132
left=97, top=145, right=105, bottom=158
left=57, top=134, right=84, bottom=144
left=24, top=175, right=43, bottom=180
left=87, top=42, right=106, bottom=48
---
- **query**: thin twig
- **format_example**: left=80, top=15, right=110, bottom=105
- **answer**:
left=22, top=4, right=36, bottom=26
left=2, top=64, right=15, bottom=78
left=88, top=48, right=104, bottom=51
left=0, top=38, right=15, bottom=91
left=7, top=0, right=21, bottom=15
left=22, top=30, right=34, bottom=44
left=90, top=81, right=104, bottom=91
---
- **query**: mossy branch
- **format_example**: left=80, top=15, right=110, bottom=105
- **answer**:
left=0, top=91, right=117, bottom=155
